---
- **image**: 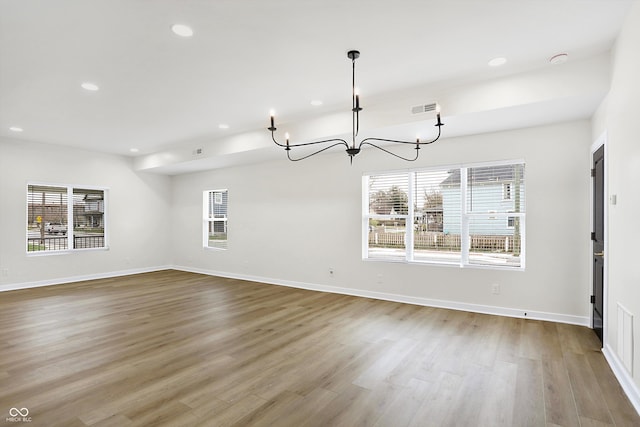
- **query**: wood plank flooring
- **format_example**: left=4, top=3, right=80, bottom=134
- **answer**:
left=0, top=270, right=638, bottom=426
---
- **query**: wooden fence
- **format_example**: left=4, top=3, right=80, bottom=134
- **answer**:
left=369, top=231, right=521, bottom=253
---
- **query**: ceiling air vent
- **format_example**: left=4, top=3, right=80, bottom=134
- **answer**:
left=411, top=102, right=437, bottom=115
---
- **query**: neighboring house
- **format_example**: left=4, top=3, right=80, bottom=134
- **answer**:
left=415, top=206, right=443, bottom=232
left=209, top=191, right=228, bottom=234
left=439, top=166, right=524, bottom=236
left=74, top=192, right=105, bottom=228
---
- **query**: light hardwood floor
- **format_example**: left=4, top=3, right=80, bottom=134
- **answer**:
left=0, top=270, right=638, bottom=427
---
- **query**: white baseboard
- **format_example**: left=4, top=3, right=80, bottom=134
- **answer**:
left=172, top=265, right=590, bottom=327
left=0, top=265, right=172, bottom=292
left=603, top=344, right=640, bottom=415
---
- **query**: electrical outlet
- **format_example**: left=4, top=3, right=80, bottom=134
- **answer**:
left=376, top=274, right=383, bottom=284
left=491, top=283, right=500, bottom=295
left=329, top=267, right=334, bottom=277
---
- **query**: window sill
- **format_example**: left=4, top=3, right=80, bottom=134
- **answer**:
left=203, top=246, right=227, bottom=251
left=26, top=246, right=110, bottom=256
left=363, top=257, right=524, bottom=271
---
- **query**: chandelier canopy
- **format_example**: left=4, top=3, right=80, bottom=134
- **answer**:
left=268, top=50, right=444, bottom=163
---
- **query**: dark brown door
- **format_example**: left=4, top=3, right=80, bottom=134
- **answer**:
left=592, top=145, right=605, bottom=344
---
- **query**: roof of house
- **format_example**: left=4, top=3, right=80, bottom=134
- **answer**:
left=440, top=166, right=521, bottom=187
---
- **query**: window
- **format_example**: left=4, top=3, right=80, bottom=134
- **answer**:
left=204, top=189, right=228, bottom=250
left=363, top=161, right=525, bottom=269
left=27, top=184, right=107, bottom=253
left=503, top=182, right=512, bottom=200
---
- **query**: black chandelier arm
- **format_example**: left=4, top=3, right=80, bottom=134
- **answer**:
left=271, top=132, right=349, bottom=149
left=359, top=141, right=420, bottom=162
left=419, top=123, right=443, bottom=145
left=358, top=137, right=422, bottom=147
left=286, top=141, right=350, bottom=162
left=357, top=125, right=442, bottom=149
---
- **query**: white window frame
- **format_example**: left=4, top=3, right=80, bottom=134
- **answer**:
left=26, top=182, right=109, bottom=255
left=203, top=189, right=228, bottom=250
left=363, top=160, right=525, bottom=270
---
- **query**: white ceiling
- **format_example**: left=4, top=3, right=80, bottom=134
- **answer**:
left=0, top=0, right=634, bottom=172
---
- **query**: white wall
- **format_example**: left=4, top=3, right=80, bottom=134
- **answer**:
left=171, top=120, right=592, bottom=323
left=593, top=1, right=640, bottom=404
left=0, top=138, right=172, bottom=289
left=0, top=120, right=595, bottom=323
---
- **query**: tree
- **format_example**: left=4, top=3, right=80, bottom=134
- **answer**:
left=422, top=190, right=443, bottom=232
left=370, top=186, right=408, bottom=215
left=423, top=191, right=442, bottom=210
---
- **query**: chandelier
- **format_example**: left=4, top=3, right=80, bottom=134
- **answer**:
left=268, top=50, right=444, bottom=163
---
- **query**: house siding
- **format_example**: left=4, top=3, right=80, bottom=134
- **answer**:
left=442, top=182, right=524, bottom=235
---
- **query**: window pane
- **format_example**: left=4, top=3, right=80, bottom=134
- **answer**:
left=27, top=185, right=68, bottom=251
left=208, top=220, right=228, bottom=249
left=467, top=164, right=525, bottom=214
left=368, top=217, right=406, bottom=260
left=208, top=190, right=227, bottom=218
left=468, top=215, right=523, bottom=268
left=414, top=169, right=461, bottom=263
left=368, top=174, right=409, bottom=215
left=206, top=190, right=228, bottom=249
left=73, top=189, right=105, bottom=249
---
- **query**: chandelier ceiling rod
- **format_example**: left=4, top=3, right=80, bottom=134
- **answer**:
left=268, top=50, right=444, bottom=164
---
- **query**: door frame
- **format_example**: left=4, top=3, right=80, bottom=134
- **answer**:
left=591, top=131, right=608, bottom=348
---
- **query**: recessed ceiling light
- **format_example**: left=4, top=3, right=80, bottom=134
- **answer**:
left=129, top=148, right=139, bottom=153
left=218, top=124, right=230, bottom=129
left=310, top=100, right=323, bottom=106
left=549, top=53, right=569, bottom=65
left=81, top=82, right=99, bottom=91
left=9, top=126, right=23, bottom=132
left=488, top=57, right=507, bottom=67
left=171, top=24, right=194, bottom=37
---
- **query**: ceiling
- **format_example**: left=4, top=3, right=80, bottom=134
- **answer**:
left=0, top=0, right=634, bottom=172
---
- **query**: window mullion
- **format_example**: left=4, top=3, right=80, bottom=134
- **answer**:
left=67, top=187, right=74, bottom=249
left=518, top=216, right=526, bottom=269
left=460, top=168, right=470, bottom=266
left=362, top=176, right=369, bottom=259
left=406, top=172, right=415, bottom=261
